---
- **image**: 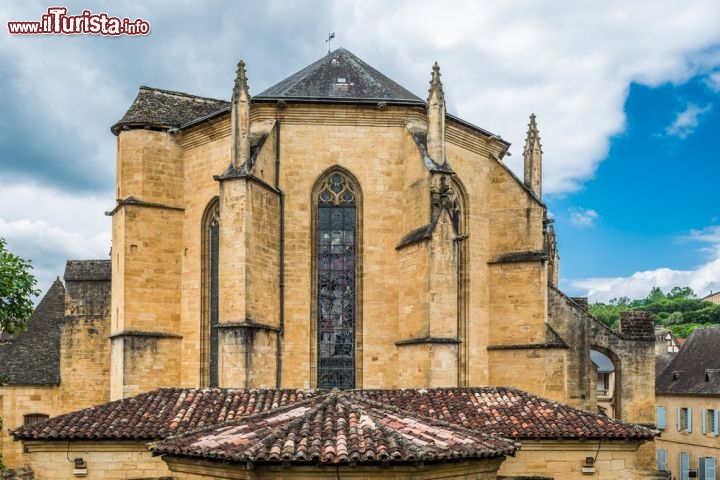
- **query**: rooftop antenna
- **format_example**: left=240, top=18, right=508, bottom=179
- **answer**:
left=326, top=32, right=335, bottom=54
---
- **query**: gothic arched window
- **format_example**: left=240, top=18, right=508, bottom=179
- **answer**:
left=313, top=170, right=361, bottom=389
left=200, top=198, right=219, bottom=387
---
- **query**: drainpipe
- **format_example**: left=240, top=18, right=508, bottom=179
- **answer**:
left=275, top=121, right=285, bottom=388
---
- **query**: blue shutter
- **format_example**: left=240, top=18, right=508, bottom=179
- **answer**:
left=657, top=406, right=667, bottom=429
left=678, top=407, right=683, bottom=431
left=657, top=448, right=667, bottom=471
left=708, top=457, right=717, bottom=480
left=689, top=407, right=693, bottom=432
left=714, top=410, right=719, bottom=435
left=682, top=452, right=691, bottom=480
left=703, top=408, right=707, bottom=434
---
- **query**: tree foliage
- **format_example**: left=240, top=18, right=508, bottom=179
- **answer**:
left=588, top=286, right=720, bottom=337
left=0, top=238, right=39, bottom=335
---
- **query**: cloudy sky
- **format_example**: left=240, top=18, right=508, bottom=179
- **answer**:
left=1, top=0, right=719, bottom=303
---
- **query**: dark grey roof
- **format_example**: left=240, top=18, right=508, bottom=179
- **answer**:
left=64, top=259, right=111, bottom=282
left=255, top=48, right=424, bottom=104
left=591, top=350, right=615, bottom=373
left=656, top=326, right=720, bottom=395
left=111, top=86, right=229, bottom=135
left=0, top=279, right=64, bottom=385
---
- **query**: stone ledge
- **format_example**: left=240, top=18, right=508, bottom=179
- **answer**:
left=395, top=336, right=460, bottom=346
left=109, top=330, right=183, bottom=340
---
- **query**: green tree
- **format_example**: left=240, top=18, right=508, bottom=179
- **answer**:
left=0, top=238, right=39, bottom=335
left=0, top=238, right=38, bottom=470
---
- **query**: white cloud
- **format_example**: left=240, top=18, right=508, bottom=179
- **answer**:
left=569, top=208, right=599, bottom=228
left=0, top=182, right=112, bottom=295
left=665, top=103, right=713, bottom=138
left=707, top=71, right=720, bottom=91
left=569, top=225, right=720, bottom=302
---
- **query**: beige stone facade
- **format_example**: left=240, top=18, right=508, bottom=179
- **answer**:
left=2, top=48, right=660, bottom=479
left=655, top=394, right=720, bottom=478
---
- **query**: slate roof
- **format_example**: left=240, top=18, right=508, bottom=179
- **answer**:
left=150, top=391, right=518, bottom=465
left=0, top=279, right=64, bottom=385
left=656, top=325, right=720, bottom=395
left=111, top=87, right=229, bottom=135
left=13, top=386, right=655, bottom=443
left=255, top=48, right=424, bottom=104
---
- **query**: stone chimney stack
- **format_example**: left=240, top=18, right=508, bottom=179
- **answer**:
left=426, top=62, right=446, bottom=165
left=523, top=113, right=543, bottom=198
left=231, top=60, right=251, bottom=168
left=618, top=311, right=655, bottom=341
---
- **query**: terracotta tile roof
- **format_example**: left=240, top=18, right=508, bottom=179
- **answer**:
left=150, top=391, right=518, bottom=465
left=13, top=387, right=654, bottom=443
left=14, top=388, right=318, bottom=441
left=357, top=387, right=655, bottom=440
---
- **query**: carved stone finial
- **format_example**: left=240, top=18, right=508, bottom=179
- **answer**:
left=231, top=60, right=251, bottom=168
left=232, top=60, right=249, bottom=103
left=523, top=113, right=542, bottom=157
left=426, top=62, right=446, bottom=165
left=427, top=62, right=444, bottom=104
left=523, top=113, right=543, bottom=198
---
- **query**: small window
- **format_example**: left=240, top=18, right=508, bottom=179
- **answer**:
left=707, top=409, right=719, bottom=436
left=23, top=413, right=49, bottom=426
left=679, top=407, right=693, bottom=433
left=681, top=452, right=691, bottom=480
left=657, top=405, right=667, bottom=429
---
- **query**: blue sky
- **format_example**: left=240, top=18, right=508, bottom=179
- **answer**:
left=1, top=1, right=720, bottom=303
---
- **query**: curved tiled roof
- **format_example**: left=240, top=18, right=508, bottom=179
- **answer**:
left=150, top=392, right=518, bottom=465
left=13, top=387, right=655, bottom=443
left=111, top=87, right=229, bottom=135
left=358, top=387, right=655, bottom=440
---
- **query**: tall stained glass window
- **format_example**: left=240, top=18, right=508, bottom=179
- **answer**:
left=316, top=171, right=358, bottom=389
left=201, top=199, right=219, bottom=387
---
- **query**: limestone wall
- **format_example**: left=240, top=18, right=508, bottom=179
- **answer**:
left=22, top=441, right=169, bottom=480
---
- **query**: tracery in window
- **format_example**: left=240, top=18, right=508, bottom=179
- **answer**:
left=200, top=199, right=219, bottom=387
left=315, top=171, right=359, bottom=389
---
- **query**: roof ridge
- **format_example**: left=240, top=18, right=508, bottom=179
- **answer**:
left=137, top=85, right=228, bottom=104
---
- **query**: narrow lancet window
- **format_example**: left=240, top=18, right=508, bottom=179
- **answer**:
left=316, top=172, right=358, bottom=389
left=201, top=199, right=220, bottom=387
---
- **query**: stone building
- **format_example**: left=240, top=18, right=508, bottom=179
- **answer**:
left=2, top=47, right=663, bottom=478
left=655, top=326, right=720, bottom=479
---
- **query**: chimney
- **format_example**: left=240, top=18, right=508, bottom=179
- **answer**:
left=618, top=311, right=655, bottom=341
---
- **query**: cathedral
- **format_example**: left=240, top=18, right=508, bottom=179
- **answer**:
left=1, top=48, right=662, bottom=479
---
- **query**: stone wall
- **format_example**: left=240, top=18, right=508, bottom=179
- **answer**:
left=23, top=441, right=169, bottom=480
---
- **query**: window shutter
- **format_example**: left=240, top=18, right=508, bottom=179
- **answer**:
left=714, top=410, right=720, bottom=436
left=678, top=407, right=683, bottom=431
left=703, top=408, right=707, bottom=434
left=682, top=452, right=691, bottom=480
left=658, top=448, right=667, bottom=471
left=708, top=457, right=717, bottom=480
left=657, top=406, right=667, bottom=429
left=689, top=407, right=693, bottom=432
